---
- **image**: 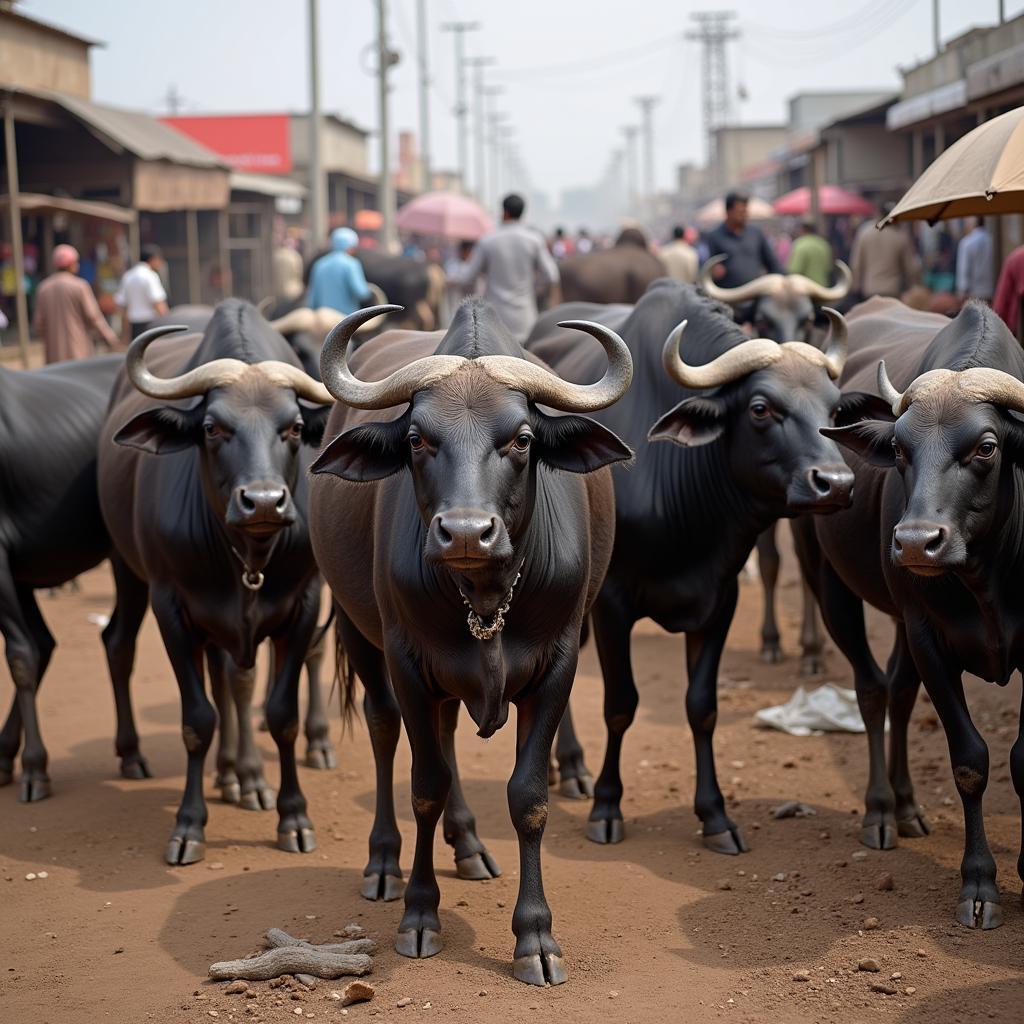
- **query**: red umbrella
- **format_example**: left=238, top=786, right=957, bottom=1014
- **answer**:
left=395, top=191, right=494, bottom=240
left=773, top=186, right=876, bottom=217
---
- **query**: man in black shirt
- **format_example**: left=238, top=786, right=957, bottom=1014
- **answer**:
left=705, top=191, right=781, bottom=289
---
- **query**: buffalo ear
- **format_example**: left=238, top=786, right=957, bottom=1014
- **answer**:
left=821, top=420, right=895, bottom=467
left=298, top=401, right=333, bottom=448
left=835, top=390, right=897, bottom=428
left=113, top=407, right=201, bottom=454
left=533, top=411, right=633, bottom=473
left=310, top=416, right=409, bottom=482
left=648, top=396, right=726, bottom=448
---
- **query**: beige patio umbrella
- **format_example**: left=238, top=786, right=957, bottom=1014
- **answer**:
left=880, top=105, right=1024, bottom=225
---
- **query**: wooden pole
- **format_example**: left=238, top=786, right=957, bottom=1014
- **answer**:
left=186, top=208, right=200, bottom=304
left=3, top=97, right=31, bottom=368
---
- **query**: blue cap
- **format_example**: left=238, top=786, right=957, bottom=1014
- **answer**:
left=331, top=227, right=359, bottom=251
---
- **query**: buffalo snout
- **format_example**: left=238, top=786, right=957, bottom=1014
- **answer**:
left=786, top=463, right=854, bottom=512
left=228, top=481, right=296, bottom=533
left=425, top=508, right=513, bottom=568
left=892, top=520, right=961, bottom=575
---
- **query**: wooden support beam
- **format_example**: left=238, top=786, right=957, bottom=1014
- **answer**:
left=3, top=97, right=31, bottom=368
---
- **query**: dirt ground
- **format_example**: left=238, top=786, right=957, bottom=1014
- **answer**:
left=1, top=543, right=1022, bottom=1024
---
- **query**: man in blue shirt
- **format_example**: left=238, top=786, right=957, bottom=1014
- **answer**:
left=705, top=191, right=781, bottom=288
left=307, top=227, right=372, bottom=313
left=956, top=217, right=994, bottom=303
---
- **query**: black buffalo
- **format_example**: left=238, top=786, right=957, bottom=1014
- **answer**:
left=0, top=354, right=151, bottom=801
left=97, top=299, right=333, bottom=863
left=309, top=299, right=632, bottom=985
left=794, top=297, right=1024, bottom=930
left=528, top=279, right=856, bottom=854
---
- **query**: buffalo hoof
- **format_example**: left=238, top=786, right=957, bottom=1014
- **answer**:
left=304, top=743, right=337, bottom=771
left=394, top=927, right=442, bottom=959
left=277, top=826, right=316, bottom=853
left=897, top=810, right=931, bottom=838
left=558, top=771, right=595, bottom=800
left=219, top=780, right=242, bottom=805
left=165, top=834, right=205, bottom=865
left=861, top=822, right=898, bottom=850
left=455, top=850, right=502, bottom=880
left=19, top=774, right=51, bottom=803
left=120, top=755, right=152, bottom=781
left=361, top=871, right=404, bottom=902
left=703, top=827, right=749, bottom=855
left=760, top=642, right=783, bottom=665
left=956, top=898, right=1003, bottom=930
left=799, top=653, right=825, bottom=677
left=239, top=783, right=277, bottom=811
left=514, top=952, right=567, bottom=987
left=585, top=817, right=624, bottom=844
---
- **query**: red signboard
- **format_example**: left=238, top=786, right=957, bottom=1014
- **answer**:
left=162, top=114, right=292, bottom=174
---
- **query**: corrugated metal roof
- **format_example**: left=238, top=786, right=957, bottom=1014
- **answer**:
left=49, top=91, right=227, bottom=169
left=230, top=171, right=307, bottom=199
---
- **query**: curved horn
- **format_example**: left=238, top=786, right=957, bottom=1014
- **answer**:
left=320, top=304, right=465, bottom=409
left=269, top=308, right=318, bottom=336
left=792, top=260, right=853, bottom=303
left=475, top=319, right=633, bottom=412
left=820, top=307, right=848, bottom=378
left=127, top=324, right=253, bottom=399
left=877, top=360, right=904, bottom=414
left=661, top=320, right=783, bottom=389
left=245, top=361, right=334, bottom=405
left=699, top=256, right=781, bottom=304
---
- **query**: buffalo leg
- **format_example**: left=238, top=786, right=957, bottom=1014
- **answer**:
left=1010, top=684, right=1024, bottom=890
left=0, top=573, right=55, bottom=801
left=793, top=521, right=898, bottom=850
left=265, top=584, right=320, bottom=854
left=908, top=625, right=999, bottom=929
left=756, top=525, right=782, bottom=664
left=101, top=555, right=151, bottom=779
left=586, top=586, right=638, bottom=844
left=335, top=606, right=403, bottom=901
left=887, top=624, right=929, bottom=838
left=209, top=647, right=241, bottom=805
left=552, top=703, right=593, bottom=799
left=152, top=587, right=214, bottom=865
left=797, top=575, right=825, bottom=676
left=391, top=651, right=449, bottom=959
left=303, top=623, right=336, bottom=769
left=686, top=580, right=747, bottom=854
left=440, top=700, right=501, bottom=880
left=230, top=659, right=276, bottom=811
left=507, top=653, right=575, bottom=987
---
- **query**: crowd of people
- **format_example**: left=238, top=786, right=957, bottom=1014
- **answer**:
left=9, top=186, right=1024, bottom=368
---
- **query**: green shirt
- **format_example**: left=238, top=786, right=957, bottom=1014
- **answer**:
left=787, top=233, right=833, bottom=286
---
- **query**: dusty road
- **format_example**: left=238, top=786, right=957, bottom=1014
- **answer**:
left=1, top=550, right=1022, bottom=1024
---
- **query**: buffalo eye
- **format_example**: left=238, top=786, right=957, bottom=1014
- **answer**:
left=975, top=438, right=997, bottom=461
left=749, top=399, right=771, bottom=421
left=512, top=432, right=532, bottom=452
left=284, top=419, right=303, bottom=441
left=204, top=421, right=224, bottom=440
left=408, top=432, right=425, bottom=452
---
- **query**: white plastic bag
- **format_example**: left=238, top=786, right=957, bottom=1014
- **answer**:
left=755, top=683, right=876, bottom=736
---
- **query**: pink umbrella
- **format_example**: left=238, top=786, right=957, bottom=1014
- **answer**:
left=395, top=191, right=494, bottom=240
left=773, top=186, right=876, bottom=217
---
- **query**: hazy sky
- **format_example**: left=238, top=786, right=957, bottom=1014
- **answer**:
left=28, top=0, right=1020, bottom=204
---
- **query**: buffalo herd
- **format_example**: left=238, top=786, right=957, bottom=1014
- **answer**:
left=2, top=259, right=1023, bottom=985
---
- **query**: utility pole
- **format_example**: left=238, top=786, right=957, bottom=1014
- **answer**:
left=376, top=0, right=398, bottom=252
left=307, top=0, right=326, bottom=248
left=481, top=85, right=504, bottom=209
left=466, top=56, right=496, bottom=203
left=164, top=84, right=184, bottom=115
left=415, top=0, right=431, bottom=191
left=622, top=125, right=639, bottom=216
left=634, top=95, right=659, bottom=217
left=933, top=0, right=941, bottom=54
left=685, top=11, right=740, bottom=180
left=488, top=111, right=509, bottom=209
left=441, top=21, right=479, bottom=194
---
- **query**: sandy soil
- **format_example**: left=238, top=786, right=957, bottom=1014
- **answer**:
left=1, top=545, right=1022, bottom=1024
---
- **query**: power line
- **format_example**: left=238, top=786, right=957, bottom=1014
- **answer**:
left=493, top=35, right=680, bottom=79
left=685, top=11, right=740, bottom=171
